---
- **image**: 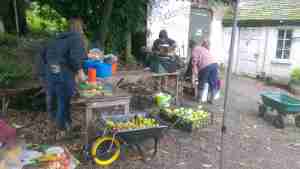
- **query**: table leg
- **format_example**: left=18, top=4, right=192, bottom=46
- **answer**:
left=165, top=76, right=168, bottom=91
left=1, top=97, right=5, bottom=116
left=1, top=96, right=8, bottom=117
left=85, top=107, right=93, bottom=145
left=159, top=77, right=162, bottom=92
left=194, top=86, right=198, bottom=101
left=125, top=102, right=130, bottom=114
left=175, top=75, right=179, bottom=105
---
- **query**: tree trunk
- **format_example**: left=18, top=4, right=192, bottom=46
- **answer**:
left=125, top=31, right=132, bottom=59
left=0, top=17, right=5, bottom=33
left=95, top=0, right=114, bottom=49
left=0, top=0, right=28, bottom=35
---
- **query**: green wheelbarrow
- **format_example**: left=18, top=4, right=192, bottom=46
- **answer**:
left=259, top=91, right=300, bottom=129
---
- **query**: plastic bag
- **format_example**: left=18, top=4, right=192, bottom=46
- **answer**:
left=26, top=146, right=79, bottom=169
left=0, top=145, right=23, bottom=169
left=0, top=119, right=16, bottom=147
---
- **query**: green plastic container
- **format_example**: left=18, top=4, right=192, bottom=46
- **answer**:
left=154, top=93, right=172, bottom=108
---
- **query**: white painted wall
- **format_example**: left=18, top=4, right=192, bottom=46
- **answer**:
left=147, top=0, right=191, bottom=59
left=209, top=16, right=224, bottom=64
left=222, top=27, right=240, bottom=73
left=223, top=26, right=300, bottom=79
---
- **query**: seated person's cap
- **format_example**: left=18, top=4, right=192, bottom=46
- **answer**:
left=89, top=48, right=102, bottom=53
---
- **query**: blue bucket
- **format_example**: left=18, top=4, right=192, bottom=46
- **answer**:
left=83, top=60, right=112, bottom=78
left=94, top=62, right=112, bottom=78
left=83, top=59, right=96, bottom=70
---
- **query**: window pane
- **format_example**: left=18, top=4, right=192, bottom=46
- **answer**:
left=278, top=30, right=285, bottom=39
left=286, top=30, right=293, bottom=39
left=285, top=40, right=292, bottom=49
left=283, top=50, right=290, bottom=59
left=277, top=40, right=284, bottom=49
left=276, top=50, right=283, bottom=59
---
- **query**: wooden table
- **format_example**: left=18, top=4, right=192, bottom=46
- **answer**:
left=151, top=72, right=181, bottom=105
left=72, top=92, right=131, bottom=145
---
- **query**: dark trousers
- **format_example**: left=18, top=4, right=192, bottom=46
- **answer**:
left=47, top=71, right=75, bottom=129
left=198, top=63, right=219, bottom=92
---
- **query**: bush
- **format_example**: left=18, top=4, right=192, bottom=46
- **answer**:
left=0, top=61, right=32, bottom=88
left=291, top=67, right=300, bottom=82
left=0, top=33, right=18, bottom=47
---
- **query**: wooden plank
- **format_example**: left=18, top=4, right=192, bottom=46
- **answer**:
left=151, top=72, right=179, bottom=77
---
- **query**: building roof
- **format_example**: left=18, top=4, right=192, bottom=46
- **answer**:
left=224, top=0, right=300, bottom=26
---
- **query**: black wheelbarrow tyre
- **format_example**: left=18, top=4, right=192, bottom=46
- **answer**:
left=295, top=115, right=300, bottom=128
left=258, top=104, right=266, bottom=117
left=273, top=115, right=284, bottom=129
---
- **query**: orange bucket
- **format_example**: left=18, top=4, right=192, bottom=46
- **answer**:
left=112, top=63, right=117, bottom=75
left=88, top=68, right=97, bottom=83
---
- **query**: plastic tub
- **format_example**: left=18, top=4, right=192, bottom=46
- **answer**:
left=94, top=62, right=112, bottom=78
left=83, top=59, right=96, bottom=70
left=83, top=60, right=112, bottom=78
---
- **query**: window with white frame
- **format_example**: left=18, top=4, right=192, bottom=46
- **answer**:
left=276, top=29, right=293, bottom=59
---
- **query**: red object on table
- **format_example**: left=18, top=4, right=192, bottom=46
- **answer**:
left=88, top=68, right=97, bottom=83
left=0, top=119, right=16, bottom=147
left=112, top=63, right=117, bottom=75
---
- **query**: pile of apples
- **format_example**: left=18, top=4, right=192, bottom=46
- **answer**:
left=106, top=115, right=160, bottom=131
left=163, top=106, right=209, bottom=128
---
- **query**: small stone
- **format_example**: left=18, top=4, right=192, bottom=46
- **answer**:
left=216, top=146, right=221, bottom=152
left=176, top=162, right=185, bottom=166
left=265, top=146, right=272, bottom=151
left=202, top=164, right=212, bottom=168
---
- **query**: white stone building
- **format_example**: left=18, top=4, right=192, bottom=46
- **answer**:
left=223, top=0, right=300, bottom=80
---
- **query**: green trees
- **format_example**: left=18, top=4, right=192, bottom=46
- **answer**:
left=33, top=0, right=147, bottom=56
left=0, top=0, right=29, bottom=35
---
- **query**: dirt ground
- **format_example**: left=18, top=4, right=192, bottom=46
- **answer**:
left=92, top=76, right=300, bottom=169
left=8, top=75, right=300, bottom=169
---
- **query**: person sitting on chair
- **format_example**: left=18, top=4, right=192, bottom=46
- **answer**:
left=152, top=30, right=176, bottom=53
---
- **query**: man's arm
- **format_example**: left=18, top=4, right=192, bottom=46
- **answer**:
left=68, top=33, right=87, bottom=82
left=191, top=48, right=202, bottom=86
left=152, top=39, right=160, bottom=52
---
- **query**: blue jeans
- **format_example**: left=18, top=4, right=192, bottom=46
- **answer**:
left=198, top=63, right=219, bottom=92
left=47, top=71, right=75, bottom=129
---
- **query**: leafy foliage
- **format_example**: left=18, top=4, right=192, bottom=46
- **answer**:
left=26, top=2, right=67, bottom=33
left=291, top=67, right=300, bottom=82
left=0, top=33, right=34, bottom=88
left=0, top=33, right=18, bottom=47
left=0, top=60, right=32, bottom=88
left=108, top=0, right=147, bottom=53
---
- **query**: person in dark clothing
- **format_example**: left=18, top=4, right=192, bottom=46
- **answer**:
left=39, top=32, right=86, bottom=130
left=152, top=30, right=176, bottom=52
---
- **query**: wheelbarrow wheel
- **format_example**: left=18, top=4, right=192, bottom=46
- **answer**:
left=295, top=115, right=300, bottom=128
left=91, top=136, right=121, bottom=166
left=258, top=104, right=266, bottom=117
left=273, top=115, right=284, bottom=129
